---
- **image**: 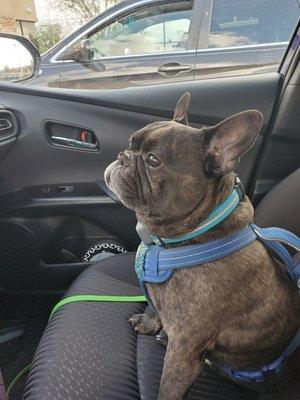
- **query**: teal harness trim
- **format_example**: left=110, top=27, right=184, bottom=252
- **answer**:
left=135, top=242, right=149, bottom=279
left=151, top=188, right=241, bottom=245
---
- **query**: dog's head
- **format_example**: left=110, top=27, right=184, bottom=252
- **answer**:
left=104, top=93, right=263, bottom=233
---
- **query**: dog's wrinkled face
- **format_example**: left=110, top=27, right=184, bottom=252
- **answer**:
left=105, top=93, right=263, bottom=231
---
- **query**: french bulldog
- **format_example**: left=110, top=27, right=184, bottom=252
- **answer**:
left=104, top=93, right=300, bottom=400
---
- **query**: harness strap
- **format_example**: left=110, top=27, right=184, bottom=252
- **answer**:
left=251, top=224, right=300, bottom=286
left=142, top=225, right=257, bottom=283
left=252, top=225, right=300, bottom=252
left=261, top=240, right=295, bottom=279
left=140, top=224, right=300, bottom=286
left=216, top=225, right=300, bottom=382
left=221, top=329, right=300, bottom=383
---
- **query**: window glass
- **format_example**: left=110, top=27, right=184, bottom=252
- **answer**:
left=83, top=1, right=193, bottom=58
left=208, top=0, right=299, bottom=49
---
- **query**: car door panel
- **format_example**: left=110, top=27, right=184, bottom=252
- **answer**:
left=0, top=71, right=282, bottom=292
left=0, top=106, right=19, bottom=162
left=58, top=52, right=197, bottom=90
left=0, top=72, right=281, bottom=189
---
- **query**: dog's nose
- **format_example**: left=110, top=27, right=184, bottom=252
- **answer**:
left=118, top=151, right=130, bottom=164
left=118, top=151, right=125, bottom=161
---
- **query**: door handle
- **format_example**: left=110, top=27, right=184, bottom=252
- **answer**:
left=44, top=121, right=99, bottom=152
left=51, top=136, right=99, bottom=151
left=158, top=63, right=192, bottom=76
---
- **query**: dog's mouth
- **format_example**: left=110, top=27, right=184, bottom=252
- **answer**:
left=104, top=158, right=140, bottom=210
left=105, top=149, right=133, bottom=190
left=104, top=160, right=121, bottom=191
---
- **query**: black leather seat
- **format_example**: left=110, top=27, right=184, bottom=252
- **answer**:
left=22, top=170, right=300, bottom=400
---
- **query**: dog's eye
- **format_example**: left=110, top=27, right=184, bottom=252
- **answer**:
left=146, top=153, right=161, bottom=167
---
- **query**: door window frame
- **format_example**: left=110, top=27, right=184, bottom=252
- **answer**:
left=197, top=0, right=292, bottom=52
left=50, top=0, right=204, bottom=64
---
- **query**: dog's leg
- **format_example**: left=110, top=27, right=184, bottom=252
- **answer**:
left=158, top=337, right=206, bottom=400
left=129, top=312, right=162, bottom=335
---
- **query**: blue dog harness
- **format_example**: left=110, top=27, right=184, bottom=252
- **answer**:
left=134, top=178, right=300, bottom=383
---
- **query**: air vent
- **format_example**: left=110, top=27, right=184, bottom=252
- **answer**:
left=0, top=109, right=18, bottom=142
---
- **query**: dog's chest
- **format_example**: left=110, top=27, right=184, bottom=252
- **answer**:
left=146, top=241, right=299, bottom=359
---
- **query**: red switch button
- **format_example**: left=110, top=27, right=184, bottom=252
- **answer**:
left=80, top=130, right=89, bottom=142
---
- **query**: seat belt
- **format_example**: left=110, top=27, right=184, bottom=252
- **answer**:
left=50, top=294, right=147, bottom=319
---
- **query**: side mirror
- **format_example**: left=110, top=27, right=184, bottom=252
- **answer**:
left=59, top=39, right=93, bottom=63
left=58, top=39, right=105, bottom=72
left=58, top=39, right=106, bottom=63
left=0, top=33, right=41, bottom=83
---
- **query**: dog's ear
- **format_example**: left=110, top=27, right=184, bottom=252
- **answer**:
left=203, top=110, right=263, bottom=177
left=173, top=92, right=191, bottom=125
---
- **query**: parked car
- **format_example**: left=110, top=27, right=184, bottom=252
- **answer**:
left=0, top=6, right=299, bottom=400
left=21, top=0, right=300, bottom=89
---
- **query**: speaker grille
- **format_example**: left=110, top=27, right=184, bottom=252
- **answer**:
left=0, top=223, right=39, bottom=273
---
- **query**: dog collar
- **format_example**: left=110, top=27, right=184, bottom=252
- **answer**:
left=136, top=176, right=245, bottom=246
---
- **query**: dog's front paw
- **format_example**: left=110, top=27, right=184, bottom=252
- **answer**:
left=129, top=313, right=162, bottom=335
left=156, top=329, right=168, bottom=346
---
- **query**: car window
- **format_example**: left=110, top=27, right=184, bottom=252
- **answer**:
left=63, top=1, right=193, bottom=60
left=208, top=0, right=299, bottom=49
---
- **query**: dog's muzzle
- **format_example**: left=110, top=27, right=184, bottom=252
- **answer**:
left=117, top=150, right=132, bottom=166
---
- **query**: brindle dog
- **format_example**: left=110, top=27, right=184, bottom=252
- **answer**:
left=104, top=93, right=300, bottom=400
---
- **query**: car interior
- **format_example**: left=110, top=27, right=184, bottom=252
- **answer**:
left=0, top=16, right=299, bottom=400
